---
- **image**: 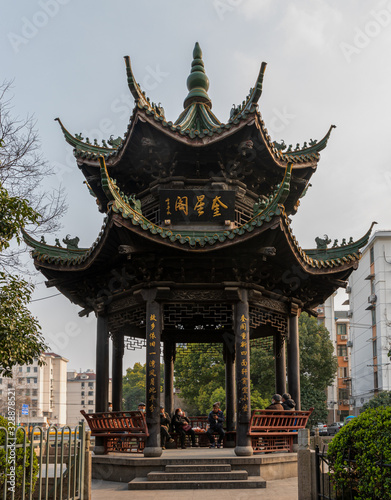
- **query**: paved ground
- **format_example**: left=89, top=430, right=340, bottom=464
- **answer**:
left=91, top=477, right=298, bottom=500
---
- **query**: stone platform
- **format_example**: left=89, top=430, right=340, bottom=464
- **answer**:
left=92, top=448, right=298, bottom=490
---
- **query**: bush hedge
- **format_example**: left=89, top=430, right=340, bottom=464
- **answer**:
left=0, top=415, right=38, bottom=500
left=327, top=406, right=391, bottom=499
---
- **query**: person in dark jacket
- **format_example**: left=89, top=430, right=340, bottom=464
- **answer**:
left=160, top=406, right=174, bottom=449
left=282, top=393, right=296, bottom=410
left=172, top=408, right=196, bottom=449
left=206, top=402, right=225, bottom=448
left=265, top=394, right=284, bottom=410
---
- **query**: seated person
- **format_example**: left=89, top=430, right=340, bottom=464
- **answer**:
left=282, top=393, right=296, bottom=410
left=160, top=405, right=174, bottom=449
left=137, top=402, right=146, bottom=413
left=206, top=402, right=225, bottom=448
left=265, top=394, right=284, bottom=410
left=172, top=408, right=196, bottom=449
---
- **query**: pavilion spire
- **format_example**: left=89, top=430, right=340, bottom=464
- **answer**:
left=183, top=42, right=212, bottom=109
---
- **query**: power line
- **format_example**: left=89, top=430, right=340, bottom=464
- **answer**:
left=30, top=292, right=62, bottom=302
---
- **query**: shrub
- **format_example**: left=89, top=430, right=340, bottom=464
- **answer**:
left=327, top=406, right=391, bottom=499
left=0, top=416, right=38, bottom=499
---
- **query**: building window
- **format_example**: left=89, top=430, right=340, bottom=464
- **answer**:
left=81, top=391, right=85, bottom=396
left=18, top=378, right=23, bottom=384
left=81, top=382, right=85, bottom=388
left=88, top=382, right=93, bottom=388
left=337, top=346, right=348, bottom=357
left=337, top=323, right=347, bottom=335
left=338, top=367, right=348, bottom=378
left=27, top=378, right=30, bottom=384
left=88, top=400, right=94, bottom=405
left=33, top=378, right=37, bottom=384
left=32, top=389, right=37, bottom=396
left=0, top=379, right=2, bottom=384
left=374, top=371, right=379, bottom=390
left=81, top=400, right=85, bottom=405
left=370, top=246, right=374, bottom=265
left=32, top=411, right=37, bottom=417
left=0, top=390, right=2, bottom=395
left=34, top=367, right=38, bottom=373
left=27, top=367, right=30, bottom=373
left=19, top=367, right=22, bottom=373
left=339, top=389, right=349, bottom=400
left=88, top=410, right=94, bottom=414
left=32, top=400, right=37, bottom=407
left=26, top=389, right=30, bottom=396
left=88, top=391, right=93, bottom=396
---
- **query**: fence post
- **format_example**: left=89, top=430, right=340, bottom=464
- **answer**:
left=298, top=428, right=313, bottom=500
left=83, top=430, right=92, bottom=500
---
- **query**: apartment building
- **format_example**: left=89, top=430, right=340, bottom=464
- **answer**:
left=67, top=370, right=112, bottom=427
left=0, top=352, right=68, bottom=426
left=348, top=230, right=391, bottom=414
left=317, top=297, right=352, bottom=423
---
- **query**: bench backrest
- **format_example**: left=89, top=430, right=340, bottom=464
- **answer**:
left=80, top=410, right=148, bottom=435
left=249, top=408, right=314, bottom=433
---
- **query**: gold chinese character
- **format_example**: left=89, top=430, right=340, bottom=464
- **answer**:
left=241, top=332, right=246, bottom=340
left=242, top=395, right=248, bottom=402
left=242, top=404, right=248, bottom=412
left=175, top=196, right=188, bottom=215
left=149, top=360, right=155, bottom=368
left=241, top=377, right=248, bottom=385
left=241, top=351, right=247, bottom=356
left=241, top=360, right=247, bottom=367
left=194, top=195, right=206, bottom=216
left=149, top=369, right=156, bottom=377
left=211, top=196, right=228, bottom=217
left=149, top=332, right=156, bottom=340
left=240, top=341, right=247, bottom=348
left=149, top=404, right=155, bottom=413
left=243, top=386, right=249, bottom=394
left=150, top=314, right=157, bottom=321
left=149, top=387, right=157, bottom=394
left=240, top=315, right=248, bottom=322
left=149, top=341, right=156, bottom=347
left=165, top=198, right=171, bottom=215
left=150, top=377, right=155, bottom=386
left=151, top=322, right=155, bottom=330
left=240, top=323, right=247, bottom=330
left=241, top=368, right=248, bottom=375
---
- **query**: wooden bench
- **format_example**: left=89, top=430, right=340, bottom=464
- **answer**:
left=248, top=408, right=314, bottom=453
left=80, top=410, right=148, bottom=454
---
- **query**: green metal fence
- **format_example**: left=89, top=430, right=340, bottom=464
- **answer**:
left=0, top=422, right=87, bottom=500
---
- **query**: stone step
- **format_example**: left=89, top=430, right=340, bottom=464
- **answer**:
left=165, top=464, right=232, bottom=473
left=128, top=476, right=267, bottom=490
left=147, top=470, right=248, bottom=481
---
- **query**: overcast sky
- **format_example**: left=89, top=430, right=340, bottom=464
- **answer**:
left=3, top=0, right=391, bottom=372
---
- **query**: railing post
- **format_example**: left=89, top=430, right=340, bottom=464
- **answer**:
left=298, top=428, right=313, bottom=500
left=83, top=429, right=92, bottom=500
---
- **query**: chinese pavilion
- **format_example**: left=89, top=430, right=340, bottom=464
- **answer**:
left=25, top=43, right=374, bottom=457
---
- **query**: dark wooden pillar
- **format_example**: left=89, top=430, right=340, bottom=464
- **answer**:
left=287, top=312, right=301, bottom=410
left=223, top=336, right=236, bottom=447
left=144, top=290, right=162, bottom=457
left=112, top=333, right=124, bottom=411
left=94, top=314, right=109, bottom=455
left=164, top=341, right=175, bottom=417
left=234, top=289, right=253, bottom=456
left=274, top=332, right=286, bottom=396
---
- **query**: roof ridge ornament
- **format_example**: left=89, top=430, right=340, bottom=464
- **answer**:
left=183, top=42, right=212, bottom=109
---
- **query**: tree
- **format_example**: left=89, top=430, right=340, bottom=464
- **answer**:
left=0, top=81, right=66, bottom=271
left=0, top=155, right=48, bottom=377
left=361, top=391, right=391, bottom=411
left=122, top=362, right=164, bottom=411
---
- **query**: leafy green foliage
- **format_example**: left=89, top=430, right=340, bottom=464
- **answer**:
left=0, top=415, right=39, bottom=499
left=174, top=344, right=225, bottom=414
left=0, top=183, right=39, bottom=252
left=361, top=391, right=391, bottom=411
left=0, top=272, right=48, bottom=377
left=328, top=407, right=391, bottom=499
left=299, top=313, right=338, bottom=391
left=122, top=362, right=164, bottom=410
left=300, top=379, right=328, bottom=427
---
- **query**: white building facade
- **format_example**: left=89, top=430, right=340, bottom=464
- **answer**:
left=349, top=230, right=391, bottom=414
left=0, top=352, right=68, bottom=427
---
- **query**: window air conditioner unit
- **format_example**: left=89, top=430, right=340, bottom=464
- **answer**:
left=347, top=310, right=353, bottom=317
left=346, top=286, right=351, bottom=294
left=368, top=294, right=377, bottom=303
left=341, top=335, right=348, bottom=340
left=346, top=340, right=353, bottom=348
left=343, top=356, right=349, bottom=361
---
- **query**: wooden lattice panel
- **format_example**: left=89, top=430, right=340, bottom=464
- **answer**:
left=249, top=306, right=288, bottom=335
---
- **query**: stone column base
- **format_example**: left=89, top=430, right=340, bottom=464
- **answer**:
left=143, top=446, right=162, bottom=457
left=93, top=445, right=106, bottom=455
left=235, top=445, right=253, bottom=456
